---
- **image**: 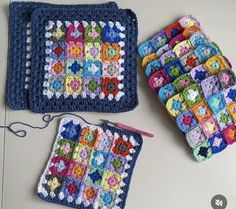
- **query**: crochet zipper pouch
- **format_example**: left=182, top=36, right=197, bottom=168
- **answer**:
left=37, top=116, right=143, bottom=209
left=29, top=7, right=138, bottom=113
left=7, top=1, right=118, bottom=110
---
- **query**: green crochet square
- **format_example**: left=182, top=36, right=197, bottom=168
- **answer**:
left=182, top=84, right=203, bottom=107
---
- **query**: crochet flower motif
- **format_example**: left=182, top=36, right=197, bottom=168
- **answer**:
left=113, top=137, right=133, bottom=157
left=179, top=79, right=190, bottom=89
left=102, top=43, right=121, bottom=62
left=67, top=41, right=83, bottom=59
left=61, top=120, right=81, bottom=142
left=83, top=77, right=101, bottom=96
left=66, top=76, right=83, bottom=95
left=72, top=164, right=86, bottom=178
left=50, top=25, right=66, bottom=41
left=102, top=61, right=120, bottom=77
left=80, top=127, right=98, bottom=147
left=49, top=76, right=64, bottom=93
left=60, top=142, right=72, bottom=154
left=47, top=177, right=61, bottom=191
left=85, top=24, right=102, bottom=42
left=49, top=41, right=65, bottom=60
left=198, top=146, right=209, bottom=158
left=171, top=99, right=182, bottom=111
left=212, top=137, right=222, bottom=147
left=85, top=43, right=101, bottom=60
left=107, top=175, right=119, bottom=187
left=169, top=66, right=180, bottom=77
left=182, top=115, right=193, bottom=125
left=186, top=56, right=197, bottom=67
left=197, top=106, right=207, bottom=116
left=88, top=170, right=102, bottom=183
left=67, top=60, right=83, bottom=75
left=101, top=77, right=120, bottom=96
left=102, top=25, right=122, bottom=43
left=66, top=24, right=84, bottom=43
left=220, top=73, right=230, bottom=84
left=55, top=160, right=67, bottom=172
left=227, top=89, right=236, bottom=101
left=187, top=89, right=199, bottom=102
left=194, top=70, right=207, bottom=81
left=153, top=77, right=164, bottom=88
left=84, top=187, right=97, bottom=201
left=179, top=46, right=189, bottom=57
left=66, top=182, right=78, bottom=196
left=210, top=60, right=220, bottom=70
left=52, top=61, right=64, bottom=75
left=84, top=60, right=102, bottom=77
left=100, top=191, right=114, bottom=206
left=219, top=113, right=229, bottom=124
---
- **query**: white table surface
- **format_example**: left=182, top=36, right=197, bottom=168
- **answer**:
left=1, top=0, right=236, bottom=209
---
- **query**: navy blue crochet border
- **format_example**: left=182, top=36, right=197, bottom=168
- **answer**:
left=37, top=121, right=143, bottom=209
left=29, top=7, right=138, bottom=113
left=7, top=1, right=119, bottom=110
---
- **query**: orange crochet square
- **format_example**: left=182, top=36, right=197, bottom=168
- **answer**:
left=79, top=126, right=98, bottom=148
left=191, top=101, right=212, bottom=123
left=102, top=43, right=121, bottom=62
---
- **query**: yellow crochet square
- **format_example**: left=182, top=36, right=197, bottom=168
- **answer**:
left=227, top=102, right=236, bottom=122
left=173, top=40, right=193, bottom=58
left=205, top=55, right=229, bottom=75
left=141, top=53, right=157, bottom=69
left=166, top=93, right=187, bottom=117
left=101, top=171, right=121, bottom=192
left=65, top=76, right=83, bottom=95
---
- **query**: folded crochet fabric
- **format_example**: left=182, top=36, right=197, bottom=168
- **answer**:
left=37, top=116, right=143, bottom=209
left=138, top=15, right=236, bottom=162
left=7, top=2, right=138, bottom=113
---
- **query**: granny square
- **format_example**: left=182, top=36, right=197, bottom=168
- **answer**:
left=7, top=1, right=119, bottom=110
left=138, top=15, right=236, bottom=161
left=38, top=116, right=143, bottom=209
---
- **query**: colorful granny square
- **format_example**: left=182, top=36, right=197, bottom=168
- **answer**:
left=186, top=125, right=206, bottom=148
left=7, top=1, right=119, bottom=110
left=227, top=102, right=236, bottom=122
left=38, top=116, right=143, bottom=209
left=201, top=118, right=219, bottom=138
left=191, top=101, right=212, bottom=123
left=208, top=133, right=227, bottom=154
left=138, top=15, right=236, bottom=161
left=176, top=110, right=197, bottom=133
left=207, top=93, right=226, bottom=115
left=200, top=76, right=221, bottom=98
left=215, top=109, right=233, bottom=130
left=182, top=84, right=203, bottom=107
left=205, top=55, right=230, bottom=75
left=8, top=2, right=138, bottom=113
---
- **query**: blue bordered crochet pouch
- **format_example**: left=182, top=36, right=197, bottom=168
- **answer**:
left=7, top=2, right=138, bottom=113
left=37, top=116, right=143, bottom=209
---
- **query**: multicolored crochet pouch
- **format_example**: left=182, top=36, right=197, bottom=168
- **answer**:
left=138, top=15, right=236, bottom=162
left=37, top=116, right=143, bottom=209
left=7, top=2, right=138, bottom=113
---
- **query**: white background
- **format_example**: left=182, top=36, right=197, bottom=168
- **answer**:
left=1, top=0, right=236, bottom=209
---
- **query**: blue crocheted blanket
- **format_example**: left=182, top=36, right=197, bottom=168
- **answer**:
left=7, top=2, right=138, bottom=113
left=37, top=116, right=143, bottom=209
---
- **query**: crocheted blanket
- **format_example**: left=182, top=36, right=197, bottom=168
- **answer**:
left=138, top=15, right=236, bottom=161
left=7, top=2, right=138, bottom=113
left=37, top=116, right=143, bottom=209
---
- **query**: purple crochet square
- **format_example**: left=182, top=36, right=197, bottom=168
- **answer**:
left=150, top=30, right=168, bottom=50
left=224, top=85, right=236, bottom=104
left=160, top=50, right=176, bottom=66
left=107, top=153, right=126, bottom=175
left=83, top=77, right=101, bottom=97
left=200, top=76, right=220, bottom=98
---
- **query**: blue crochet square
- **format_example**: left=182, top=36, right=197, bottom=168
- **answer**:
left=208, top=133, right=228, bottom=154
left=29, top=6, right=138, bottom=113
left=6, top=1, right=119, bottom=110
